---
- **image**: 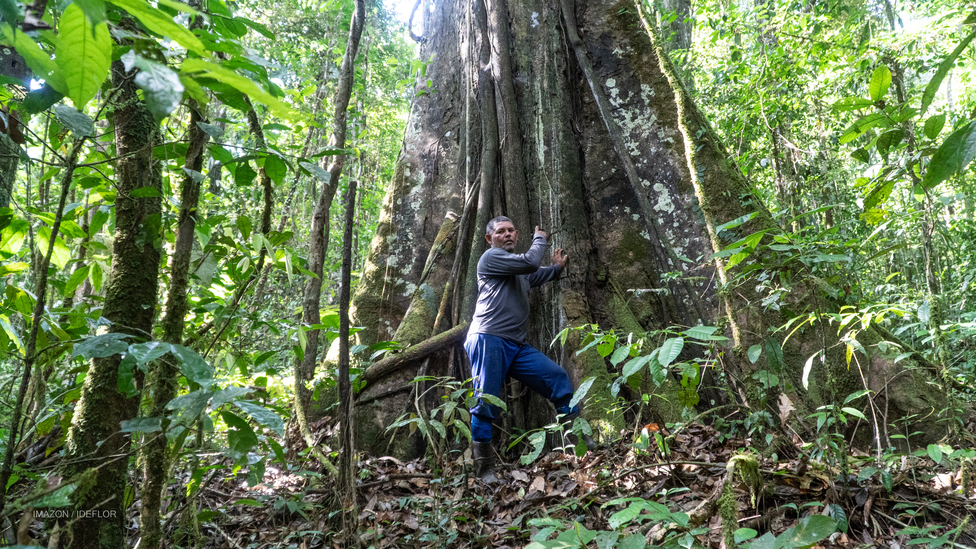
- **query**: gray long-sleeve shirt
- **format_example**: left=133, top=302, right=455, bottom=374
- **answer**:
left=469, top=234, right=562, bottom=343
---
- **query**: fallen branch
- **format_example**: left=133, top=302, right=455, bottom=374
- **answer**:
left=360, top=323, right=469, bottom=386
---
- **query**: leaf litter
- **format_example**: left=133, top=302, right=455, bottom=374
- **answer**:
left=166, top=423, right=976, bottom=548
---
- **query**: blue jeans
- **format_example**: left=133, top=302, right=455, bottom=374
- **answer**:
left=464, top=333, right=577, bottom=442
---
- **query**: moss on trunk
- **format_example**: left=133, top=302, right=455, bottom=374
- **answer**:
left=60, top=59, right=162, bottom=549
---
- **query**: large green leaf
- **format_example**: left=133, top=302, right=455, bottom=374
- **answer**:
left=55, top=3, right=112, bottom=108
left=181, top=58, right=293, bottom=120
left=1, top=27, right=67, bottom=95
left=170, top=344, right=215, bottom=388
left=839, top=113, right=889, bottom=144
left=221, top=410, right=259, bottom=460
left=921, top=29, right=976, bottom=117
left=263, top=154, right=287, bottom=186
left=235, top=400, right=284, bottom=436
left=71, top=333, right=130, bottom=360
left=658, top=337, right=684, bottom=368
left=105, top=0, right=205, bottom=55
left=922, top=120, right=976, bottom=190
left=54, top=103, right=95, bottom=138
left=121, top=51, right=184, bottom=118
left=773, top=515, right=837, bottom=548
left=868, top=65, right=891, bottom=102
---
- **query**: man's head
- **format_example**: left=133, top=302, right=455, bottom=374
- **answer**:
left=485, top=216, right=517, bottom=252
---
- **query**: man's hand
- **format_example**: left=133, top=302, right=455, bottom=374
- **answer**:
left=552, top=248, right=568, bottom=269
left=534, top=225, right=548, bottom=242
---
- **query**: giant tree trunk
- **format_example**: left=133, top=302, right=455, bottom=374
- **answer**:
left=60, top=60, right=163, bottom=548
left=350, top=0, right=951, bottom=457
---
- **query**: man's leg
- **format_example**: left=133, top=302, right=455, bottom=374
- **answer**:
left=508, top=345, right=597, bottom=451
left=507, top=344, right=577, bottom=415
left=464, top=333, right=518, bottom=482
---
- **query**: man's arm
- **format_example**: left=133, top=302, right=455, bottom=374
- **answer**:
left=527, top=248, right=568, bottom=287
left=479, top=234, right=548, bottom=276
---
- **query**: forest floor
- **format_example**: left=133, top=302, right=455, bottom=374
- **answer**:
left=187, top=422, right=976, bottom=549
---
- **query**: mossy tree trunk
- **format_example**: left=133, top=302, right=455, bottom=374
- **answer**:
left=348, top=0, right=951, bottom=458
left=137, top=101, right=208, bottom=549
left=60, top=59, right=163, bottom=548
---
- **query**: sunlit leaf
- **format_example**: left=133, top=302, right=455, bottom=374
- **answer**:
left=55, top=3, right=111, bottom=108
left=868, top=65, right=891, bottom=102
left=921, top=29, right=976, bottom=116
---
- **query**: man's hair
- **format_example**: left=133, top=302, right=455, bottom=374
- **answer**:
left=486, top=215, right=513, bottom=236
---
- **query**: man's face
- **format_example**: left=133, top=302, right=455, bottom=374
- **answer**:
left=486, top=221, right=518, bottom=252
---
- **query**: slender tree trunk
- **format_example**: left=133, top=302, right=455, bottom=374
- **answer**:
left=138, top=101, right=209, bottom=549
left=61, top=58, right=163, bottom=548
left=337, top=179, right=357, bottom=543
left=294, top=0, right=366, bottom=464
left=0, top=141, right=83, bottom=516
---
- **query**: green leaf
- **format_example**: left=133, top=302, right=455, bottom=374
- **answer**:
left=71, top=333, right=130, bottom=360
left=117, top=354, right=138, bottom=395
left=922, top=120, right=976, bottom=190
left=120, top=417, right=162, bottom=433
left=105, top=0, right=206, bottom=55
left=735, top=528, right=759, bottom=543
left=221, top=410, right=258, bottom=460
left=299, top=161, right=331, bottom=183
left=0, top=0, right=20, bottom=28
left=170, top=344, right=214, bottom=388
left=658, top=337, right=684, bottom=368
left=610, top=345, right=630, bottom=366
left=621, top=354, right=653, bottom=378
left=55, top=3, right=112, bottom=108
left=568, top=376, right=595, bottom=410
left=684, top=325, right=718, bottom=341
left=234, top=400, right=284, bottom=436
left=863, top=181, right=895, bottom=211
left=121, top=51, right=184, bottom=118
left=868, top=65, right=891, bottom=102
left=22, top=84, right=65, bottom=115
left=773, top=515, right=836, bottom=548
left=748, top=344, right=762, bottom=364
left=234, top=160, right=257, bottom=186
left=236, top=215, right=252, bottom=240
left=839, top=113, right=888, bottom=145
left=63, top=264, right=90, bottom=297
left=841, top=407, right=867, bottom=421
left=881, top=470, right=893, bottom=492
left=608, top=501, right=644, bottom=529
left=924, top=114, right=946, bottom=140
left=34, top=484, right=76, bottom=508
left=263, top=154, right=287, bottom=185
left=127, top=341, right=171, bottom=364
left=832, top=97, right=873, bottom=112
left=4, top=27, right=68, bottom=94
left=0, top=262, right=29, bottom=276
left=53, top=104, right=94, bottom=137
left=921, top=29, right=976, bottom=116
left=927, top=443, right=943, bottom=464
left=181, top=58, right=292, bottom=120
left=829, top=504, right=849, bottom=533
left=197, top=121, right=224, bottom=139
left=876, top=129, right=904, bottom=156
left=74, top=0, right=107, bottom=27
left=166, top=389, right=213, bottom=421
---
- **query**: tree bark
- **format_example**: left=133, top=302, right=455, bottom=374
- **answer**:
left=138, top=101, right=208, bottom=549
left=348, top=0, right=953, bottom=457
left=61, top=58, right=163, bottom=548
left=294, top=0, right=366, bottom=462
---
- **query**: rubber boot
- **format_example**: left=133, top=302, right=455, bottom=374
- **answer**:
left=472, top=441, right=500, bottom=484
left=562, top=412, right=598, bottom=452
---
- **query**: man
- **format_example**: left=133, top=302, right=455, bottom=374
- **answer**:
left=465, top=216, right=596, bottom=483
